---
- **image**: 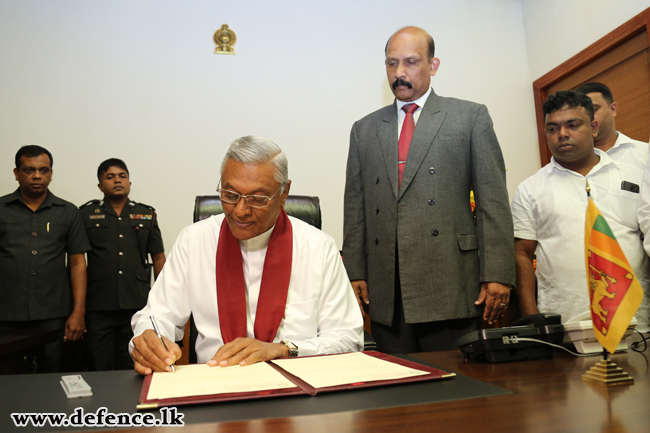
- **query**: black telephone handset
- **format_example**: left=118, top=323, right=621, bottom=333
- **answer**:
left=510, top=313, right=562, bottom=328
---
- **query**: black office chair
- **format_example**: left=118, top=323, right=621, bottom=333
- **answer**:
left=186, top=195, right=375, bottom=363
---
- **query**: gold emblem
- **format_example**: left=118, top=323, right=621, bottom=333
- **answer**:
left=214, top=24, right=236, bottom=55
left=95, top=208, right=101, bottom=213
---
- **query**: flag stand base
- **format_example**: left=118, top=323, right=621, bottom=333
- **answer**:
left=582, top=359, right=634, bottom=386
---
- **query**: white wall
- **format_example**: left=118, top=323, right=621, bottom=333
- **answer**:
left=523, top=0, right=650, bottom=81
left=0, top=0, right=538, bottom=250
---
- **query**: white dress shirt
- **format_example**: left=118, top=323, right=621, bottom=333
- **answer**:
left=605, top=131, right=649, bottom=170
left=638, top=144, right=650, bottom=264
left=130, top=214, right=364, bottom=362
left=512, top=149, right=650, bottom=331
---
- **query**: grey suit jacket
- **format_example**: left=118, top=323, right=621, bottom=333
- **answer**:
left=343, top=90, right=516, bottom=326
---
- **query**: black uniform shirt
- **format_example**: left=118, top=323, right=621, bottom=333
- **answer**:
left=0, top=189, right=91, bottom=321
left=79, top=199, right=164, bottom=311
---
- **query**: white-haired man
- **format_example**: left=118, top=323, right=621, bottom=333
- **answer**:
left=130, top=136, right=363, bottom=375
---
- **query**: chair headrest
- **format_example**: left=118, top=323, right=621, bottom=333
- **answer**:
left=193, top=195, right=322, bottom=229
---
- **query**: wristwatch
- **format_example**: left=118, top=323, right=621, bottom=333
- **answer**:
left=281, top=340, right=298, bottom=358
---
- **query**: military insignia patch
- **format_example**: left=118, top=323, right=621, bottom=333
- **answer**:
left=89, top=215, right=105, bottom=219
left=130, top=214, right=153, bottom=220
left=95, top=209, right=101, bottom=213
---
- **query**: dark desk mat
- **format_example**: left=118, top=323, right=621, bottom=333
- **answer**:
left=0, top=354, right=509, bottom=432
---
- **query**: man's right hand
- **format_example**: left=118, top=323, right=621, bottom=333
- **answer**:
left=351, top=280, right=369, bottom=320
left=131, top=329, right=182, bottom=376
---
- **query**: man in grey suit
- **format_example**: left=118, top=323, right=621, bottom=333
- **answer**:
left=343, top=26, right=516, bottom=353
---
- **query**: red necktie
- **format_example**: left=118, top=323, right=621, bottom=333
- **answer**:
left=398, top=103, right=419, bottom=187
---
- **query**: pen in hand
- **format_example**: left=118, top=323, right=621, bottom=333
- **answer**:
left=149, top=315, right=176, bottom=372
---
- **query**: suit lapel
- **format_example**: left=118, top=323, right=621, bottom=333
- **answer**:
left=399, top=92, right=446, bottom=200
left=377, top=103, right=400, bottom=199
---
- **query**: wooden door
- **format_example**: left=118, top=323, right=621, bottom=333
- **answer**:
left=533, top=8, right=650, bottom=166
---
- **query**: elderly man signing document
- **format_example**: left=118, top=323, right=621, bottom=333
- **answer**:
left=130, top=136, right=363, bottom=375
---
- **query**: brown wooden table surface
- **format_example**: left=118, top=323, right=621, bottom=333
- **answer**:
left=119, top=349, right=649, bottom=433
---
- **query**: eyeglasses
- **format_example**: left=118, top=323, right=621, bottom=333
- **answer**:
left=216, top=182, right=285, bottom=209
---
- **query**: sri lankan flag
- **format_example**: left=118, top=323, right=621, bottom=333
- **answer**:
left=585, top=194, right=643, bottom=354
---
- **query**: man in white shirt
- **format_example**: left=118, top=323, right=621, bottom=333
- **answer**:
left=513, top=90, right=649, bottom=331
left=130, top=136, right=363, bottom=375
left=576, top=82, right=649, bottom=169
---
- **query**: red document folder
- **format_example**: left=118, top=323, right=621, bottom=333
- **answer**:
left=137, top=351, right=455, bottom=409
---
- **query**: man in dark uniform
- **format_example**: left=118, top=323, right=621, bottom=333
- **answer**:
left=0, top=145, right=90, bottom=372
left=80, top=158, right=165, bottom=370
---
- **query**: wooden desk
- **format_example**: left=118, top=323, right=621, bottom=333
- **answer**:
left=118, top=349, right=649, bottom=433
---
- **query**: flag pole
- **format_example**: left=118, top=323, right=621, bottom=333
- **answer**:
left=583, top=179, right=634, bottom=386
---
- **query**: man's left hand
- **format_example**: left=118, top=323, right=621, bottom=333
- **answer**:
left=208, top=337, right=289, bottom=367
left=64, top=311, right=86, bottom=341
left=475, top=282, right=511, bottom=325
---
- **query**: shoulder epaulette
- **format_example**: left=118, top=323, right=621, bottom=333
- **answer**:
left=131, top=201, right=156, bottom=212
left=80, top=199, right=101, bottom=208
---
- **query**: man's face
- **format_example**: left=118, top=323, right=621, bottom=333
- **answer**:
left=98, top=166, right=131, bottom=199
left=14, top=154, right=53, bottom=198
left=385, top=29, right=440, bottom=102
left=545, top=105, right=598, bottom=166
left=220, top=159, right=290, bottom=241
left=586, top=92, right=617, bottom=139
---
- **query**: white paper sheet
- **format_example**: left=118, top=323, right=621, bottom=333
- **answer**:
left=272, top=352, right=430, bottom=389
left=147, top=363, right=297, bottom=400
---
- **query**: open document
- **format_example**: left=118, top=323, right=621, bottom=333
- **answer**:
left=272, top=352, right=429, bottom=388
left=146, top=362, right=297, bottom=400
left=138, top=351, right=455, bottom=409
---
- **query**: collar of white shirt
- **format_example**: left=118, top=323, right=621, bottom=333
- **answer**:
left=549, top=148, right=614, bottom=177
left=610, top=131, right=635, bottom=150
left=396, top=87, right=432, bottom=120
left=239, top=223, right=275, bottom=253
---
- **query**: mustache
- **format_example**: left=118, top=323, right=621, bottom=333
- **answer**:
left=392, top=78, right=413, bottom=89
